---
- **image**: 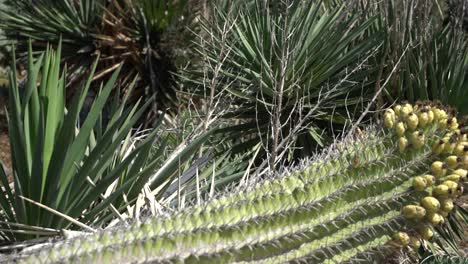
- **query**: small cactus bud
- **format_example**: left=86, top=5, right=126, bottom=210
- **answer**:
left=417, top=226, right=433, bottom=240
left=395, top=122, right=406, bottom=137
left=427, top=109, right=435, bottom=123
left=402, top=205, right=426, bottom=219
left=445, top=156, right=460, bottom=169
left=407, top=113, right=419, bottom=131
left=443, top=142, right=456, bottom=154
left=394, top=105, right=402, bottom=117
left=420, top=197, right=440, bottom=213
left=439, top=198, right=454, bottom=213
left=439, top=210, right=449, bottom=218
left=448, top=117, right=459, bottom=131
left=425, top=212, right=444, bottom=225
left=392, top=232, right=410, bottom=246
left=400, top=105, right=412, bottom=119
left=454, top=143, right=468, bottom=156
left=409, top=236, right=421, bottom=249
left=442, top=180, right=458, bottom=197
left=418, top=112, right=429, bottom=127
left=410, top=131, right=425, bottom=149
left=384, top=115, right=395, bottom=129
left=430, top=161, right=447, bottom=178
left=412, top=176, right=427, bottom=192
left=422, top=174, right=436, bottom=186
left=398, top=137, right=409, bottom=153
left=432, top=140, right=445, bottom=155
left=439, top=118, right=448, bottom=130
left=433, top=184, right=450, bottom=198
left=442, top=174, right=461, bottom=183
left=453, top=169, right=467, bottom=180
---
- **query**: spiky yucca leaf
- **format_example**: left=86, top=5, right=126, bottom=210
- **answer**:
left=9, top=102, right=467, bottom=263
left=0, top=44, right=218, bottom=241
left=0, top=0, right=193, bottom=112
left=183, top=0, right=381, bottom=159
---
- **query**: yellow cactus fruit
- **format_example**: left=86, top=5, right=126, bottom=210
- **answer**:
left=394, top=105, right=402, bottom=117
left=455, top=186, right=464, bottom=197
left=410, top=131, right=425, bottom=149
left=447, top=117, right=459, bottom=131
left=409, top=236, right=422, bottom=249
left=433, top=108, right=442, bottom=120
left=430, top=161, right=447, bottom=178
left=432, top=108, right=440, bottom=119
left=453, top=169, right=467, bottom=181
left=442, top=180, right=458, bottom=196
left=432, top=184, right=450, bottom=198
left=440, top=210, right=450, bottom=218
left=427, top=109, right=435, bottom=123
left=406, top=103, right=414, bottom=112
left=454, top=143, right=468, bottom=156
left=402, top=205, right=426, bottom=219
left=442, top=174, right=461, bottom=183
left=437, top=109, right=448, bottom=120
left=400, top=104, right=412, bottom=119
left=395, top=122, right=406, bottom=137
left=443, top=141, right=456, bottom=154
left=463, top=155, right=468, bottom=170
left=418, top=111, right=429, bottom=127
left=412, top=176, right=427, bottom=191
left=423, top=174, right=436, bottom=186
left=432, top=139, right=446, bottom=155
left=425, top=212, right=444, bottom=225
left=461, top=133, right=467, bottom=142
left=421, top=196, right=440, bottom=212
left=417, top=225, right=433, bottom=240
left=385, top=108, right=395, bottom=116
left=392, top=232, right=410, bottom=246
left=384, top=112, right=395, bottom=129
left=439, top=118, right=448, bottom=130
left=445, top=156, right=460, bottom=169
left=439, top=198, right=454, bottom=213
left=407, top=113, right=419, bottom=131
left=398, top=137, right=409, bottom=153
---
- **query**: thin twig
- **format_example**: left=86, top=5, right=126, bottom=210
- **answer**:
left=18, top=196, right=96, bottom=233
left=349, top=43, right=410, bottom=135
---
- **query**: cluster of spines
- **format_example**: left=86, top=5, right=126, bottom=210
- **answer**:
left=383, top=102, right=467, bottom=252
left=12, top=102, right=465, bottom=264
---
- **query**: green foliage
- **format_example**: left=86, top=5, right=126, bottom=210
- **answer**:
left=358, top=0, right=468, bottom=114
left=0, top=44, right=217, bottom=241
left=183, top=0, right=382, bottom=159
left=0, top=0, right=194, bottom=111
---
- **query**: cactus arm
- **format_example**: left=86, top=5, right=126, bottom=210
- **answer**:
left=10, top=103, right=467, bottom=264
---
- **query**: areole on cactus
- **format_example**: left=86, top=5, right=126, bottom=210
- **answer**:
left=6, top=102, right=467, bottom=263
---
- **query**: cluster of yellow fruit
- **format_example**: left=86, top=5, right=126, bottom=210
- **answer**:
left=384, top=103, right=467, bottom=250
left=383, top=103, right=463, bottom=152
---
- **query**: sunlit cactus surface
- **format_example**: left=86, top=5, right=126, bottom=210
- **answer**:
left=8, top=102, right=468, bottom=263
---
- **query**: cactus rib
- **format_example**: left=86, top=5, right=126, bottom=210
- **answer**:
left=6, top=102, right=467, bottom=264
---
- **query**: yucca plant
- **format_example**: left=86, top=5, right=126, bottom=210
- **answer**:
left=0, top=0, right=194, bottom=114
left=183, top=0, right=382, bottom=166
left=0, top=43, right=219, bottom=242
left=356, top=0, right=468, bottom=115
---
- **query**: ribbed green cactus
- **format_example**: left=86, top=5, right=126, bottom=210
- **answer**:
left=7, top=102, right=468, bottom=263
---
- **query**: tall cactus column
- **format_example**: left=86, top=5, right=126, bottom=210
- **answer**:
left=12, top=102, right=467, bottom=264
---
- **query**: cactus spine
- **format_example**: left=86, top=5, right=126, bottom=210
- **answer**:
left=9, top=102, right=467, bottom=264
